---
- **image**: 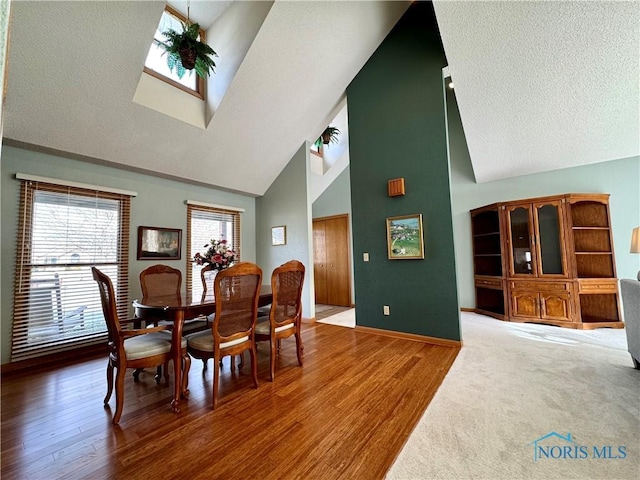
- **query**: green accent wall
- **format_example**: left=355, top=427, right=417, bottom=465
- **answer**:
left=346, top=2, right=460, bottom=341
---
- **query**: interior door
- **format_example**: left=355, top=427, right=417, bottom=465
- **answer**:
left=313, top=215, right=351, bottom=307
left=313, top=221, right=328, bottom=304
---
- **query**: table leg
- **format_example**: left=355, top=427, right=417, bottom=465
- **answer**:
left=171, top=311, right=185, bottom=413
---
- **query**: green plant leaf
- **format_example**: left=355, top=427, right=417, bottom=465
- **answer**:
left=166, top=53, right=177, bottom=71
left=159, top=23, right=218, bottom=78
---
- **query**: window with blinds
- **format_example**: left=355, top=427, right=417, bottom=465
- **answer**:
left=186, top=204, right=241, bottom=297
left=11, top=181, right=131, bottom=361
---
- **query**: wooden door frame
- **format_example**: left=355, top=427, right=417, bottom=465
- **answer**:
left=312, top=213, right=353, bottom=307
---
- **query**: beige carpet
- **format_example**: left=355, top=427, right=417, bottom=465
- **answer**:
left=387, top=312, right=640, bottom=480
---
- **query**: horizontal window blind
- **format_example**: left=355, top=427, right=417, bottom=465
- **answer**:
left=11, top=180, right=131, bottom=361
left=186, top=204, right=241, bottom=297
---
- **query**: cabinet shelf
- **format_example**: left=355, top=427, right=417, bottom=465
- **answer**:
left=572, top=226, right=610, bottom=230
left=575, top=252, right=612, bottom=255
left=471, top=194, right=620, bottom=328
left=570, top=201, right=609, bottom=228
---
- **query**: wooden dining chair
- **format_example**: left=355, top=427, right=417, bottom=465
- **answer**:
left=139, top=264, right=208, bottom=380
left=200, top=263, right=240, bottom=371
left=186, top=262, right=262, bottom=409
left=92, top=267, right=190, bottom=425
left=254, top=260, right=305, bottom=381
left=140, top=264, right=209, bottom=335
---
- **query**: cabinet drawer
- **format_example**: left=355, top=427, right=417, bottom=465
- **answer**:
left=510, top=281, right=568, bottom=292
left=578, top=280, right=618, bottom=293
left=475, top=278, right=502, bottom=289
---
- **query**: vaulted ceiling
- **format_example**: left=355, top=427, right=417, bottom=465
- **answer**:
left=3, top=1, right=638, bottom=196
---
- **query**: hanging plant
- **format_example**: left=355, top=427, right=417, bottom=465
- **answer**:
left=314, top=126, right=341, bottom=151
left=156, top=22, right=217, bottom=79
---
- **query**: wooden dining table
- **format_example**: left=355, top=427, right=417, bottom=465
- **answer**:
left=132, top=285, right=273, bottom=413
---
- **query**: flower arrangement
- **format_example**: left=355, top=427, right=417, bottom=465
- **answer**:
left=193, top=239, right=235, bottom=271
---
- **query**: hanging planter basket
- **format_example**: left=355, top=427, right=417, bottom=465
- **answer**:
left=178, top=42, right=197, bottom=70
left=157, top=21, right=217, bottom=79
left=318, top=126, right=341, bottom=146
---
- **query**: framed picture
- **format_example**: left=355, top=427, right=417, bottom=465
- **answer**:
left=272, top=225, right=286, bottom=246
left=137, top=226, right=182, bottom=260
left=386, top=214, right=425, bottom=260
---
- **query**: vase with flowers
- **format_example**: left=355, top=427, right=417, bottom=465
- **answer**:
left=193, top=239, right=236, bottom=271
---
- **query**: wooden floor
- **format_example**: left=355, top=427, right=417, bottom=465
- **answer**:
left=1, top=321, right=459, bottom=480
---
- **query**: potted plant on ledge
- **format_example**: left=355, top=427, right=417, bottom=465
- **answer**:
left=156, top=22, right=217, bottom=79
left=314, top=126, right=341, bottom=152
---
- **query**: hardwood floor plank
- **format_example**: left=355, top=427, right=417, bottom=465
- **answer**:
left=1, top=322, right=459, bottom=479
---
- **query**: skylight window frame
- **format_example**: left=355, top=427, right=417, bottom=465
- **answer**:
left=143, top=5, right=206, bottom=100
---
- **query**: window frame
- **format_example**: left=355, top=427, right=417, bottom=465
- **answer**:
left=143, top=5, right=206, bottom=100
left=11, top=180, right=131, bottom=361
left=186, top=204, right=241, bottom=297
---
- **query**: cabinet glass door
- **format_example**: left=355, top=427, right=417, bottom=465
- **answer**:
left=536, top=203, right=565, bottom=275
left=509, top=207, right=533, bottom=275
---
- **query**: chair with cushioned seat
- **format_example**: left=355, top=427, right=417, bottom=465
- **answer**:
left=140, top=264, right=209, bottom=335
left=200, top=263, right=240, bottom=371
left=139, top=264, right=208, bottom=380
left=186, top=262, right=262, bottom=409
left=92, top=267, right=190, bottom=424
left=255, top=260, right=305, bottom=381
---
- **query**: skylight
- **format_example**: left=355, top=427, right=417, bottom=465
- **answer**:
left=143, top=7, right=204, bottom=99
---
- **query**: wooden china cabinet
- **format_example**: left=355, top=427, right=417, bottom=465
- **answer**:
left=471, top=193, right=623, bottom=329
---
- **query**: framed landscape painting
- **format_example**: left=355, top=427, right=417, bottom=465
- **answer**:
left=137, top=226, right=182, bottom=260
left=386, top=214, right=425, bottom=260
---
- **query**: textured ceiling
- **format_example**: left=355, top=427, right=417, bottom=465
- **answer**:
left=3, top=0, right=408, bottom=196
left=433, top=0, right=640, bottom=183
left=3, top=1, right=639, bottom=195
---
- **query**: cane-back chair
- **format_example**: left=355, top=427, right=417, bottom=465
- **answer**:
left=255, top=260, right=305, bottom=381
left=186, top=262, right=262, bottom=408
left=92, top=267, right=190, bottom=424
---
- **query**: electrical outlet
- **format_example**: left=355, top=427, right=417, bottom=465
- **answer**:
left=363, top=252, right=369, bottom=262
left=383, top=305, right=390, bottom=315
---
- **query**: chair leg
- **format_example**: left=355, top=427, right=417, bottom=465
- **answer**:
left=113, top=366, right=126, bottom=425
left=238, top=352, right=244, bottom=371
left=104, top=362, right=114, bottom=404
left=269, top=336, right=277, bottom=382
left=182, top=352, right=191, bottom=397
left=203, top=359, right=208, bottom=371
left=212, top=354, right=220, bottom=410
left=132, top=368, right=141, bottom=383
left=295, top=328, right=304, bottom=366
left=250, top=345, right=259, bottom=388
left=154, top=365, right=165, bottom=384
